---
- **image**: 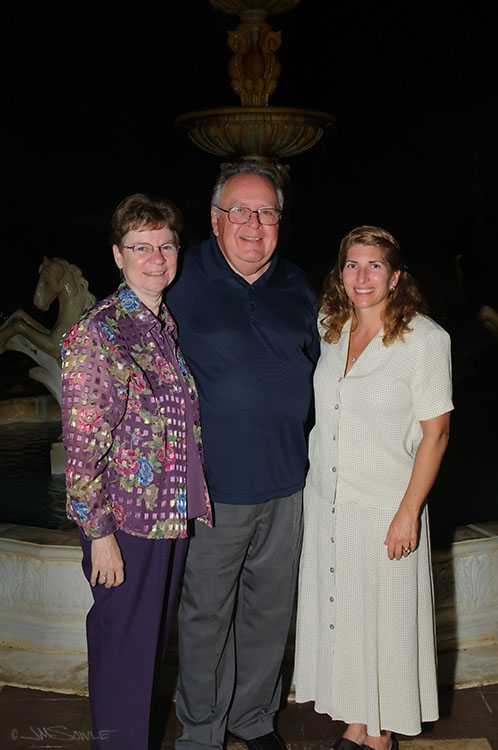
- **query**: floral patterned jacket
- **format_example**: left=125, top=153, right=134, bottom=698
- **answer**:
left=61, top=283, right=211, bottom=540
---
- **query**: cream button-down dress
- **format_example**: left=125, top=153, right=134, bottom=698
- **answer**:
left=294, top=314, right=454, bottom=737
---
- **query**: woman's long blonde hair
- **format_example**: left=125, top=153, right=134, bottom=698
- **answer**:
left=320, top=225, right=428, bottom=345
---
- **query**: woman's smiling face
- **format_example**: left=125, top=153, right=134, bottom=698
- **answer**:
left=342, top=243, right=400, bottom=314
left=112, top=225, right=179, bottom=312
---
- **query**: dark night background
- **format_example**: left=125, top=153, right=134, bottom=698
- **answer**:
left=1, top=0, right=497, bottom=527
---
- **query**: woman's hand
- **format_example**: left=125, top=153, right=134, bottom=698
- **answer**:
left=384, top=507, right=419, bottom=561
left=385, top=412, right=451, bottom=561
left=91, top=534, right=125, bottom=588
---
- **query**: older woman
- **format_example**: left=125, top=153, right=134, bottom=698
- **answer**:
left=61, top=193, right=211, bottom=750
left=294, top=226, right=453, bottom=750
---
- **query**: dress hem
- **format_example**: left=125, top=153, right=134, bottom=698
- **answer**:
left=293, top=694, right=439, bottom=737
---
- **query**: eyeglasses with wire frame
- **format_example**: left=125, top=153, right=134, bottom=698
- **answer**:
left=122, top=242, right=180, bottom=258
left=214, top=205, right=282, bottom=226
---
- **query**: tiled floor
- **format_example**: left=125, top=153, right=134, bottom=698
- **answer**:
left=1, top=684, right=498, bottom=750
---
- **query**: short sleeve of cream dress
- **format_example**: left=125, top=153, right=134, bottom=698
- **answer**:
left=294, top=314, right=453, bottom=737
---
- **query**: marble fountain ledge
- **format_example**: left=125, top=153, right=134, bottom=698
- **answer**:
left=1, top=522, right=498, bottom=695
left=0, top=524, right=90, bottom=694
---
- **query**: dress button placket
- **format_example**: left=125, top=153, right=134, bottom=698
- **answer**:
left=328, top=377, right=341, bottom=637
left=328, top=491, right=337, bottom=638
left=331, top=381, right=340, bottom=502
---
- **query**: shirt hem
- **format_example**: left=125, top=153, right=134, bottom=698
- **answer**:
left=210, top=481, right=304, bottom=505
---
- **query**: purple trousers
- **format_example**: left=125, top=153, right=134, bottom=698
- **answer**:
left=80, top=530, right=188, bottom=750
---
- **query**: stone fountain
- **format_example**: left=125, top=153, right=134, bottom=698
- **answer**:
left=177, top=0, right=335, bottom=164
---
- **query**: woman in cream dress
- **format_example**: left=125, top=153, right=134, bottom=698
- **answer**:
left=294, top=226, right=453, bottom=750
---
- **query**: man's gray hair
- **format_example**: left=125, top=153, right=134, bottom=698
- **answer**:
left=211, top=160, right=285, bottom=211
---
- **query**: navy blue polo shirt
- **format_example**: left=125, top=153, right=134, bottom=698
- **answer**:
left=166, top=232, right=319, bottom=505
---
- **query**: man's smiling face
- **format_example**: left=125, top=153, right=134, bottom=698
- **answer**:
left=211, top=173, right=280, bottom=284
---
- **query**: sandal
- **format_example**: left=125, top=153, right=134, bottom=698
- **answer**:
left=332, top=739, right=364, bottom=750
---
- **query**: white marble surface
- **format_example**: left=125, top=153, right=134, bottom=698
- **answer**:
left=433, top=523, right=498, bottom=652
left=0, top=645, right=88, bottom=694
left=439, top=642, right=498, bottom=690
left=0, top=525, right=91, bottom=654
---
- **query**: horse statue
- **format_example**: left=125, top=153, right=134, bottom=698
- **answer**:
left=0, top=257, right=96, bottom=405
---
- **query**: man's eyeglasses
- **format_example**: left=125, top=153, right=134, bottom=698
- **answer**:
left=122, top=242, right=180, bottom=258
left=214, top=206, right=281, bottom=226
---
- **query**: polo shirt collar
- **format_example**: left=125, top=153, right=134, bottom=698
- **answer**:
left=116, top=282, right=175, bottom=335
left=202, top=231, right=287, bottom=288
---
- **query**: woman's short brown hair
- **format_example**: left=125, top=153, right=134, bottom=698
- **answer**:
left=320, top=225, right=428, bottom=346
left=110, top=193, right=183, bottom=246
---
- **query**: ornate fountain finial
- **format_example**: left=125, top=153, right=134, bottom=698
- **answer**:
left=210, top=0, right=300, bottom=106
left=177, top=0, right=333, bottom=162
left=226, top=15, right=281, bottom=106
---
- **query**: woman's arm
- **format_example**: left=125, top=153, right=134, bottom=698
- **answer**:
left=62, top=319, right=127, bottom=535
left=62, top=319, right=129, bottom=586
left=384, top=412, right=451, bottom=560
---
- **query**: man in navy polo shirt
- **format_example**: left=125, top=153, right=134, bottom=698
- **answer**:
left=167, top=161, right=319, bottom=750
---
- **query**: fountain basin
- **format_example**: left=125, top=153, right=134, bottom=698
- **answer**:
left=1, top=521, right=498, bottom=693
left=0, top=524, right=91, bottom=694
left=434, top=524, right=498, bottom=653
left=0, top=525, right=91, bottom=654
left=177, top=106, right=335, bottom=159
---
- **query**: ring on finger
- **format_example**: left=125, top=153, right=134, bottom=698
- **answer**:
left=100, top=575, right=107, bottom=583
left=401, top=546, right=411, bottom=555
